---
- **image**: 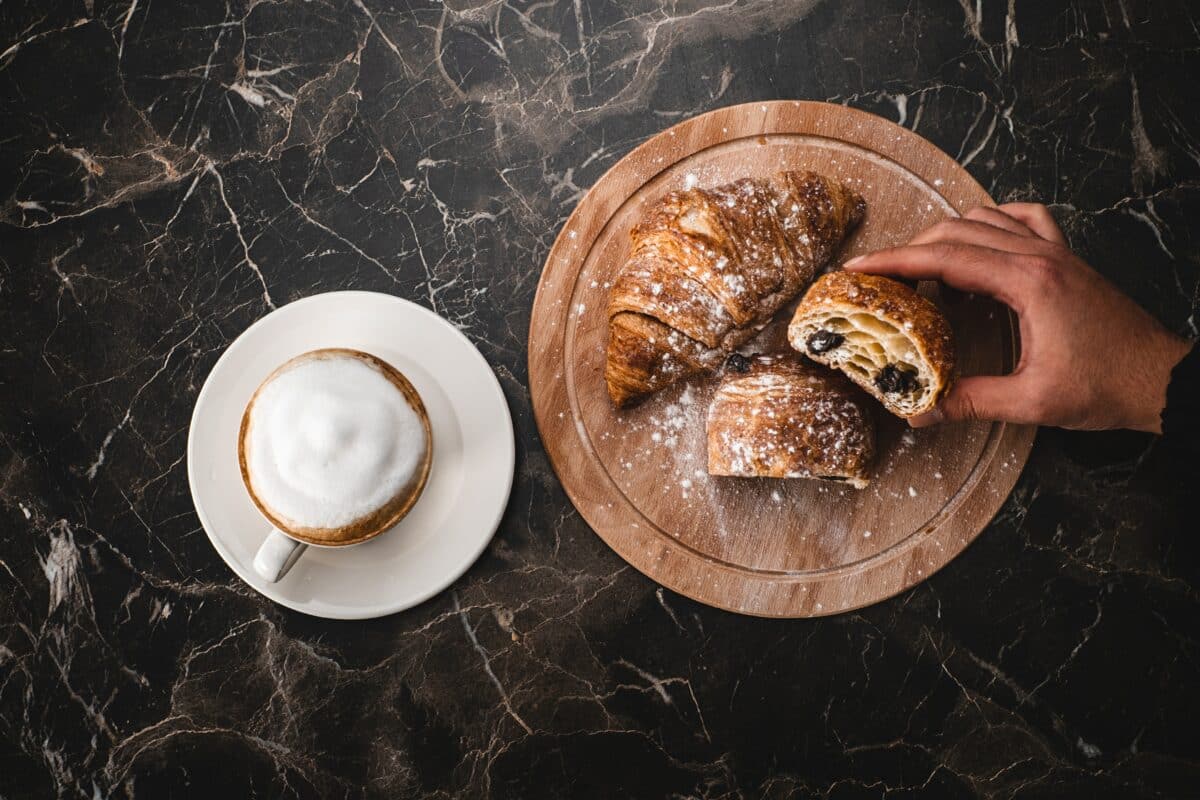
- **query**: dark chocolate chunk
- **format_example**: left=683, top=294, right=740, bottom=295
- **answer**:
left=806, top=330, right=845, bottom=354
left=725, top=353, right=751, bottom=373
left=874, top=364, right=920, bottom=394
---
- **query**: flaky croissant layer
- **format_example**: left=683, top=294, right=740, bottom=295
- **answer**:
left=606, top=171, right=866, bottom=407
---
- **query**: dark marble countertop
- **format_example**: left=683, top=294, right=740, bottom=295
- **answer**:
left=2, top=1, right=1198, bottom=797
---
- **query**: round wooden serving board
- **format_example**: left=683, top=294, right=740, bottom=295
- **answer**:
left=528, top=101, right=1035, bottom=618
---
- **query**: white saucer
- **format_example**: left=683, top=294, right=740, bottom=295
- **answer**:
left=187, top=291, right=515, bottom=619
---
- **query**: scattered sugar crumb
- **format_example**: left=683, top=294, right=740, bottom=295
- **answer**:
left=863, top=530, right=872, bottom=538
left=771, top=490, right=782, bottom=503
left=908, top=486, right=918, bottom=497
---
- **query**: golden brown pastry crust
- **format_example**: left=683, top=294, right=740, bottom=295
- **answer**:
left=787, top=272, right=955, bottom=418
left=605, top=312, right=720, bottom=404
left=605, top=171, right=866, bottom=407
left=706, top=354, right=875, bottom=487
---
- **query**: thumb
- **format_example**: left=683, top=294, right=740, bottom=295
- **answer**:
left=908, top=376, right=1029, bottom=427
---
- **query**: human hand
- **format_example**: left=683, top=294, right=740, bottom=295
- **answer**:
left=844, top=203, right=1192, bottom=433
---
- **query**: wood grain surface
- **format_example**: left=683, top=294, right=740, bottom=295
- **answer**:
left=528, top=101, right=1035, bottom=618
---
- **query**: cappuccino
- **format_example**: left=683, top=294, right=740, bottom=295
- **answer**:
left=239, top=349, right=431, bottom=546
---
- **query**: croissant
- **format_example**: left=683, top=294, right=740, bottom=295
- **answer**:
left=606, top=171, right=866, bottom=407
left=706, top=353, right=875, bottom=487
left=788, top=271, right=955, bottom=418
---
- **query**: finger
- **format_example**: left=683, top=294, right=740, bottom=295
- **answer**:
left=963, top=206, right=1036, bottom=236
left=908, top=218, right=1050, bottom=255
left=910, top=375, right=1038, bottom=427
left=996, top=203, right=1068, bottom=245
left=924, top=211, right=1038, bottom=307
left=843, top=243, right=1028, bottom=308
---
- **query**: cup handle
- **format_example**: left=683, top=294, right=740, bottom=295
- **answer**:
left=253, top=529, right=308, bottom=582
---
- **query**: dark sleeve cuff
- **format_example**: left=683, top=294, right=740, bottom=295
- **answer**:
left=1161, top=340, right=1200, bottom=438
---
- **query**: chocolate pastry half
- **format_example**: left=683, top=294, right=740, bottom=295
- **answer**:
left=788, top=271, right=955, bottom=418
left=706, top=354, right=875, bottom=488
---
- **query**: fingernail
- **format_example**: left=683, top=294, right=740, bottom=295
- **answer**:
left=843, top=255, right=865, bottom=269
left=908, top=408, right=945, bottom=428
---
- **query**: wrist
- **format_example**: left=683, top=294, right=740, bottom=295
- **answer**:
left=1131, top=332, right=1192, bottom=433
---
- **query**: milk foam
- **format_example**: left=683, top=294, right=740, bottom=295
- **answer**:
left=246, top=355, right=426, bottom=530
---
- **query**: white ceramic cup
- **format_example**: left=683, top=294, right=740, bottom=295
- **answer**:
left=253, top=531, right=312, bottom=582
left=239, top=348, right=433, bottom=583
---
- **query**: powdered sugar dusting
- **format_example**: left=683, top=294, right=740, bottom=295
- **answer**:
left=583, top=162, right=985, bottom=555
